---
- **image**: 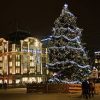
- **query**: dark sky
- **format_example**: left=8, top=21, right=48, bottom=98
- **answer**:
left=0, top=0, right=100, bottom=56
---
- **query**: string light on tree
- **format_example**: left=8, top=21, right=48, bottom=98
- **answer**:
left=42, top=4, right=90, bottom=82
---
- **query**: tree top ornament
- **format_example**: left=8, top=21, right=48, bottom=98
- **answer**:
left=64, top=4, right=68, bottom=9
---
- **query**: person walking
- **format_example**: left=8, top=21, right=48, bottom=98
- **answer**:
left=82, top=79, right=90, bottom=99
left=89, top=81, right=95, bottom=97
left=3, top=82, right=7, bottom=89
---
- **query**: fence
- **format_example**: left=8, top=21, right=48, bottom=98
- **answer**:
left=68, top=84, right=81, bottom=93
left=26, top=83, right=100, bottom=93
left=27, top=83, right=46, bottom=93
left=46, top=83, right=69, bottom=93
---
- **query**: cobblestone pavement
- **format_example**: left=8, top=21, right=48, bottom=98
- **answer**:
left=0, top=88, right=100, bottom=100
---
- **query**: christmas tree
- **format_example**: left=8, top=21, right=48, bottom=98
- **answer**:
left=43, top=4, right=90, bottom=82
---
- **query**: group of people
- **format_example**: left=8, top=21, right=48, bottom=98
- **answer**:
left=0, top=82, right=7, bottom=89
left=82, top=79, right=95, bottom=99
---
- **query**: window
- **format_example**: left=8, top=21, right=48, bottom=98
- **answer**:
left=30, top=62, right=34, bottom=66
left=16, top=68, right=20, bottom=74
left=30, top=68, right=35, bottom=73
left=22, top=77, right=28, bottom=82
left=12, top=44, right=15, bottom=51
left=0, top=70, right=2, bottom=75
left=9, top=68, right=12, bottom=74
left=37, top=65, right=41, bottom=73
left=23, top=68, right=27, bottom=73
left=4, top=43, right=7, bottom=52
left=0, top=80, right=3, bottom=83
left=16, top=79, right=20, bottom=84
left=37, top=56, right=40, bottom=64
left=16, top=55, right=20, bottom=60
left=16, top=47, right=20, bottom=52
left=9, top=55, right=12, bottom=59
left=9, top=79, right=12, bottom=84
left=0, top=57, right=2, bottom=61
left=30, top=56, right=33, bottom=60
left=9, top=62, right=12, bottom=67
left=16, top=61, right=20, bottom=66
left=0, top=46, right=3, bottom=51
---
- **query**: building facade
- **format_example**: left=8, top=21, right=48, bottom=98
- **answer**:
left=0, top=37, right=48, bottom=84
left=94, top=51, right=100, bottom=78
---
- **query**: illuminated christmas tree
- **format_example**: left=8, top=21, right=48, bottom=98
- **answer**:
left=43, top=4, right=90, bottom=82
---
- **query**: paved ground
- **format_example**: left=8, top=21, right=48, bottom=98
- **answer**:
left=0, top=88, right=100, bottom=100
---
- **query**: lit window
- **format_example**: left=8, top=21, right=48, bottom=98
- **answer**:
left=16, top=68, right=20, bottom=73
left=16, top=62, right=20, bottom=66
left=22, top=77, right=28, bottom=82
left=0, top=70, right=3, bottom=75
left=30, top=62, right=34, bottom=66
left=12, top=44, right=15, bottom=51
left=37, top=56, right=40, bottom=64
left=37, top=65, right=40, bottom=72
left=10, top=68, right=12, bottom=74
left=4, top=56, right=7, bottom=61
left=23, top=68, right=27, bottom=73
left=95, top=59, right=98, bottom=63
left=4, top=80, right=7, bottom=83
left=0, top=46, right=3, bottom=51
left=16, top=47, right=20, bottom=52
left=9, top=55, right=12, bottom=59
left=30, top=69, right=35, bottom=73
left=37, top=77, right=42, bottom=83
left=16, top=55, right=20, bottom=60
left=0, top=57, right=2, bottom=61
left=16, top=79, right=20, bottom=84
left=34, top=39, right=39, bottom=47
left=9, top=62, right=12, bottom=66
left=0, top=80, right=3, bottom=83
left=9, top=79, right=12, bottom=84
left=28, top=77, right=36, bottom=83
left=30, top=56, right=33, bottom=60
left=4, top=43, right=7, bottom=51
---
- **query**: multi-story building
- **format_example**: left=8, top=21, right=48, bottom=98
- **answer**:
left=94, top=51, right=100, bottom=70
left=94, top=51, right=100, bottom=78
left=0, top=31, right=48, bottom=84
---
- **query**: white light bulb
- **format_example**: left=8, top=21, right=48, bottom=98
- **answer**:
left=64, top=4, right=68, bottom=9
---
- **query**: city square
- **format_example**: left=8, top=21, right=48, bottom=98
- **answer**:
left=1, top=88, right=100, bottom=100
left=0, top=0, right=100, bottom=100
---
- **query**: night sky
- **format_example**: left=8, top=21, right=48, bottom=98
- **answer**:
left=0, top=0, right=100, bottom=57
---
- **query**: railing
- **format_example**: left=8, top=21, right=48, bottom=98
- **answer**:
left=26, top=83, right=100, bottom=93
left=26, top=83, right=47, bottom=93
